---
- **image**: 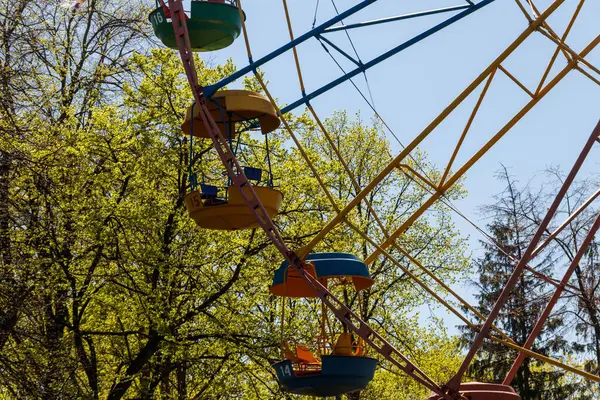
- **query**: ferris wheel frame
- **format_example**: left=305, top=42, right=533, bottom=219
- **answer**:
left=165, top=0, right=600, bottom=397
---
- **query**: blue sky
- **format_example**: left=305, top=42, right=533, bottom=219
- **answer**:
left=196, top=0, right=600, bottom=328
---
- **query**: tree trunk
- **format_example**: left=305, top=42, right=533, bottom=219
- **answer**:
left=107, top=331, right=163, bottom=400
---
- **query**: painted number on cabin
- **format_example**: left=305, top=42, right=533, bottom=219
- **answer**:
left=191, top=194, right=201, bottom=209
left=279, top=364, right=292, bottom=377
left=151, top=12, right=164, bottom=26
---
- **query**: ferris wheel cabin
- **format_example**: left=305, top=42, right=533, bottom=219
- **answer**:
left=270, top=252, right=377, bottom=397
left=181, top=90, right=280, bottom=138
left=185, top=185, right=282, bottom=230
left=270, top=252, right=374, bottom=297
left=183, top=89, right=282, bottom=231
left=149, top=0, right=244, bottom=52
left=273, top=355, right=377, bottom=397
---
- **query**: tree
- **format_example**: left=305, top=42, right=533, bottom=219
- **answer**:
left=509, top=167, right=600, bottom=397
left=1, top=1, right=149, bottom=398
left=462, top=167, right=579, bottom=399
left=1, top=3, right=472, bottom=399
left=535, top=168, right=600, bottom=377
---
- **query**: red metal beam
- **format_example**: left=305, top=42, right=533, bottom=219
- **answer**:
left=165, top=1, right=451, bottom=397
left=531, top=187, right=600, bottom=259
left=504, top=209, right=600, bottom=384
left=445, top=119, right=600, bottom=394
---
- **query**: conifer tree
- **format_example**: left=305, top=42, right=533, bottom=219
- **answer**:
left=462, top=168, right=576, bottom=399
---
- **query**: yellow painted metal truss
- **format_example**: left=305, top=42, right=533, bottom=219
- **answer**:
left=236, top=0, right=600, bottom=387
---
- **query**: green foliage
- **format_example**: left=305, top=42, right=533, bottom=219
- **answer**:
left=0, top=4, right=472, bottom=399
left=362, top=329, right=463, bottom=400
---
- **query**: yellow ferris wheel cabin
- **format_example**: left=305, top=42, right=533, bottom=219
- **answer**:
left=181, top=90, right=281, bottom=139
left=184, top=183, right=282, bottom=231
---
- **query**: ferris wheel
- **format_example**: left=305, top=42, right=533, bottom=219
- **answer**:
left=147, top=0, right=600, bottom=398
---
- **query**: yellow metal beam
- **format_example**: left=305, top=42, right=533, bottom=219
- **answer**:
left=577, top=66, right=600, bottom=87
left=513, top=0, right=534, bottom=22
left=491, top=336, right=600, bottom=384
left=298, top=0, right=567, bottom=258
left=534, top=0, right=585, bottom=94
left=366, top=34, right=600, bottom=264
left=538, top=29, right=600, bottom=78
left=498, top=64, right=535, bottom=98
left=440, top=69, right=497, bottom=186
left=397, top=164, right=439, bottom=192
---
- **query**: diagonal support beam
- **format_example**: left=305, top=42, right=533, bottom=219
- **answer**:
left=323, top=4, right=472, bottom=33
left=316, top=34, right=362, bottom=67
left=298, top=0, right=567, bottom=260
left=168, top=0, right=456, bottom=397
left=445, top=117, right=600, bottom=393
left=279, top=0, right=496, bottom=115
left=203, top=0, right=378, bottom=97
left=504, top=187, right=600, bottom=384
left=366, top=27, right=599, bottom=267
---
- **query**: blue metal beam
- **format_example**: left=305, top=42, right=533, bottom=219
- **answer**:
left=203, top=0, right=378, bottom=97
left=316, top=34, right=362, bottom=67
left=324, top=4, right=471, bottom=33
left=280, top=0, right=496, bottom=115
